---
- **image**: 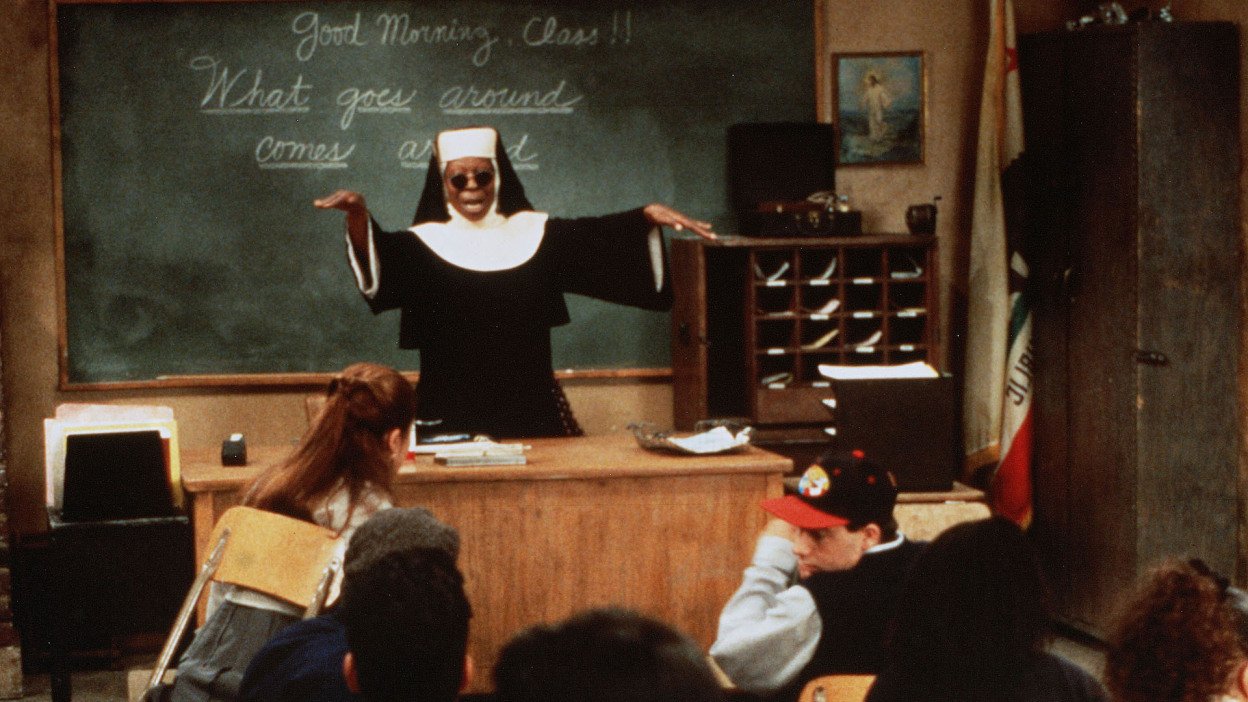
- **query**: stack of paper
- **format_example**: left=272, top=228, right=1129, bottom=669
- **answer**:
left=817, top=361, right=940, bottom=380
left=423, top=441, right=529, bottom=467
left=44, top=403, right=181, bottom=510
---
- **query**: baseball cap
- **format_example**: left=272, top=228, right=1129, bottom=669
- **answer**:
left=761, top=449, right=898, bottom=530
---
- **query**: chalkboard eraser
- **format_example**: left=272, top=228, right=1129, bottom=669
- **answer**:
left=221, top=433, right=247, bottom=466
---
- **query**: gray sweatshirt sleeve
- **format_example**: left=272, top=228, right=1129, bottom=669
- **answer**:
left=709, top=534, right=820, bottom=692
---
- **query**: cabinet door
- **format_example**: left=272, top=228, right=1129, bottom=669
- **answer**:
left=1023, top=24, right=1241, bottom=636
left=1133, top=23, right=1240, bottom=582
left=1063, top=30, right=1143, bottom=630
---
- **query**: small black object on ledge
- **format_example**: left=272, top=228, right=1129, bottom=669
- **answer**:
left=221, top=433, right=247, bottom=466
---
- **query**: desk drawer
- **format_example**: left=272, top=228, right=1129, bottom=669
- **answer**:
left=754, top=386, right=836, bottom=425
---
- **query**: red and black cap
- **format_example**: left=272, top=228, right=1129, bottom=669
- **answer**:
left=761, top=449, right=898, bottom=530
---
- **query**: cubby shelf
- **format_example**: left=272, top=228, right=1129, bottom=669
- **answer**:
left=671, top=234, right=939, bottom=460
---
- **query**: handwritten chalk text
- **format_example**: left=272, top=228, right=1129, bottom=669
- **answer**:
left=439, top=79, right=582, bottom=114
left=523, top=16, right=600, bottom=47
left=190, top=56, right=311, bottom=113
left=375, top=13, right=498, bottom=66
left=336, top=86, right=417, bottom=130
left=255, top=136, right=354, bottom=169
left=291, top=12, right=368, bottom=62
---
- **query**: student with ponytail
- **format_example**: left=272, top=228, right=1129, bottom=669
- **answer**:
left=144, top=362, right=416, bottom=702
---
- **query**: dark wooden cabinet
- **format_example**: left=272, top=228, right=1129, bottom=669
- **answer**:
left=1019, top=22, right=1240, bottom=636
left=670, top=235, right=938, bottom=467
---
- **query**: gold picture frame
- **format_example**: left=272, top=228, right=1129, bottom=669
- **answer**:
left=830, top=51, right=926, bottom=166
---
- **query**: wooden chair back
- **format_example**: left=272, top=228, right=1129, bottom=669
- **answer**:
left=145, top=506, right=344, bottom=695
left=798, top=675, right=876, bottom=702
left=209, top=505, right=344, bottom=604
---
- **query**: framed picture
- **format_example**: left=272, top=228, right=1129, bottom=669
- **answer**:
left=832, top=51, right=925, bottom=166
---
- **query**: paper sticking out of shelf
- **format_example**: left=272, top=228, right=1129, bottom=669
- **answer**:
left=753, top=261, right=791, bottom=282
left=818, top=361, right=940, bottom=380
left=801, top=328, right=840, bottom=351
left=854, top=330, right=883, bottom=348
left=891, top=257, right=924, bottom=279
left=809, top=298, right=840, bottom=315
left=760, top=371, right=794, bottom=387
left=822, top=398, right=838, bottom=410
left=812, top=258, right=837, bottom=281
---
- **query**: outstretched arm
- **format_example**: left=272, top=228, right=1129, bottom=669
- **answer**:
left=642, top=203, right=717, bottom=241
left=314, top=189, right=371, bottom=260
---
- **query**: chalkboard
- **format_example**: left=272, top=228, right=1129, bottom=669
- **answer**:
left=54, top=0, right=815, bottom=386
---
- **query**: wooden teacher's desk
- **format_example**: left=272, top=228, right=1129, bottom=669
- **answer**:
left=180, top=433, right=790, bottom=690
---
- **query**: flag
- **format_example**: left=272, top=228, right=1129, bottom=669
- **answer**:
left=963, top=0, right=1032, bottom=525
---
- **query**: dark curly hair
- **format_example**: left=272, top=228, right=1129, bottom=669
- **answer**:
left=1106, top=559, right=1248, bottom=702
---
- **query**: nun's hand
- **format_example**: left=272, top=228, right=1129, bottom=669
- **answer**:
left=314, top=189, right=368, bottom=216
left=643, top=203, right=717, bottom=241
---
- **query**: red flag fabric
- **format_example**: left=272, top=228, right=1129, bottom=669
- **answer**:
left=964, top=0, right=1032, bottom=525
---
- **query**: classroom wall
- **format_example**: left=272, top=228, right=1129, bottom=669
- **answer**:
left=2, top=0, right=1241, bottom=543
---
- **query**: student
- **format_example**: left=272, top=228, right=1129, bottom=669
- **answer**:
left=146, top=362, right=416, bottom=702
left=710, top=450, right=924, bottom=701
left=315, top=125, right=716, bottom=439
left=493, top=608, right=725, bottom=702
left=865, top=517, right=1106, bottom=702
left=240, top=508, right=472, bottom=702
left=1105, top=558, right=1248, bottom=702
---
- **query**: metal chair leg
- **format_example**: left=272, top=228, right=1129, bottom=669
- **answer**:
left=146, top=528, right=230, bottom=694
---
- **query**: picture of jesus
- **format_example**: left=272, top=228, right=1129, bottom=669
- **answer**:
left=834, top=52, right=924, bottom=165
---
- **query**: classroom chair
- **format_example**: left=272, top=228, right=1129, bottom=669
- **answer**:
left=798, top=674, right=876, bottom=702
left=141, top=506, right=346, bottom=699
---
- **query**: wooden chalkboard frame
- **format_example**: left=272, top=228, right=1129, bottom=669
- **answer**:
left=50, top=0, right=827, bottom=390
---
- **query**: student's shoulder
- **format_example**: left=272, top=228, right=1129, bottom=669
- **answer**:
left=1025, top=652, right=1109, bottom=702
left=264, top=613, right=346, bottom=652
left=242, top=615, right=351, bottom=702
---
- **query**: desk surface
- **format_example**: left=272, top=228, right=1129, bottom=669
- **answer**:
left=180, top=433, right=790, bottom=692
left=182, top=433, right=792, bottom=491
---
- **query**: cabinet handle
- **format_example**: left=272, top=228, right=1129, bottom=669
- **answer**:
left=1135, top=350, right=1169, bottom=366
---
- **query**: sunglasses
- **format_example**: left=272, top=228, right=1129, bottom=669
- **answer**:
left=447, top=170, right=494, bottom=190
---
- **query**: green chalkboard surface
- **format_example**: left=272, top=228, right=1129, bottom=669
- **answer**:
left=54, top=0, right=814, bottom=386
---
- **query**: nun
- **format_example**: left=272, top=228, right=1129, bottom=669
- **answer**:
left=315, top=126, right=715, bottom=439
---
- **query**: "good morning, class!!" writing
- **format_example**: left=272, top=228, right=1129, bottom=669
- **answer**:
left=290, top=10, right=630, bottom=66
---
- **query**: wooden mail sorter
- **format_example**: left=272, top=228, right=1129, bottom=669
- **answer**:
left=671, top=235, right=939, bottom=466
